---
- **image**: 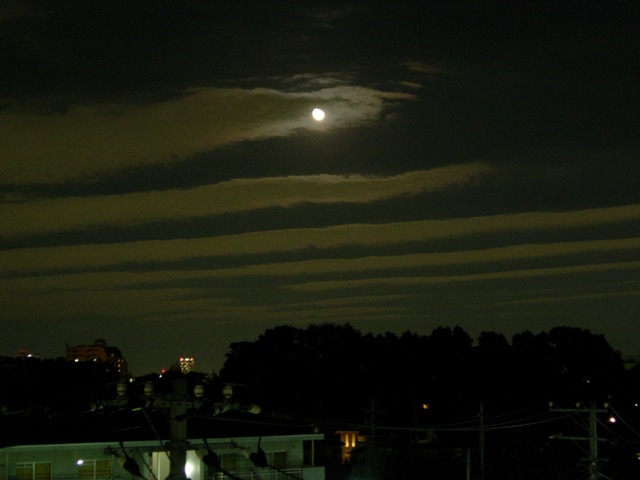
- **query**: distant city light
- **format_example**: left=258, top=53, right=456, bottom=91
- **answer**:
left=179, top=357, right=195, bottom=374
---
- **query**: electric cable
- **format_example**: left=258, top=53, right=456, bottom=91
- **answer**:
left=141, top=406, right=171, bottom=458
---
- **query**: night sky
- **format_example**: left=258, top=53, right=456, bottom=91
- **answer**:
left=2, top=1, right=639, bottom=375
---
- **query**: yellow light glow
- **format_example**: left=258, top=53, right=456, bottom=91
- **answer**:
left=312, top=108, right=325, bottom=121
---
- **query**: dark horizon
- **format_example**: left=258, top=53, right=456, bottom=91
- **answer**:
left=4, top=322, right=639, bottom=378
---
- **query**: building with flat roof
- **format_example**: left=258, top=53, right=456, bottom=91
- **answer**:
left=179, top=357, right=195, bottom=374
left=0, top=434, right=325, bottom=480
left=65, top=339, right=127, bottom=375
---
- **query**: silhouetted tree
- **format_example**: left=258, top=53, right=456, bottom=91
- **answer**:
left=221, top=324, right=626, bottom=421
left=220, top=323, right=631, bottom=480
left=545, top=326, right=624, bottom=401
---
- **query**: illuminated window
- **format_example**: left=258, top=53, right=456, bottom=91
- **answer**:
left=337, top=430, right=364, bottom=463
left=341, top=432, right=356, bottom=447
left=338, top=431, right=360, bottom=448
left=78, top=459, right=112, bottom=479
left=179, top=357, right=195, bottom=374
left=16, top=462, right=52, bottom=480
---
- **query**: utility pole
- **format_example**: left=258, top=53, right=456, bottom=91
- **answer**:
left=366, top=398, right=376, bottom=476
left=104, top=376, right=259, bottom=480
left=587, top=401, right=599, bottom=480
left=549, top=401, right=607, bottom=480
left=165, top=377, right=190, bottom=480
left=479, top=402, right=485, bottom=480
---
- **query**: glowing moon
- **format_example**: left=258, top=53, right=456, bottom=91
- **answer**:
left=312, top=108, right=325, bottom=121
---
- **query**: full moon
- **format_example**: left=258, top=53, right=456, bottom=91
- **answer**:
left=312, top=108, right=325, bottom=121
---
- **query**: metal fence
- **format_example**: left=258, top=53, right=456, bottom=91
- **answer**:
left=214, top=469, right=303, bottom=480
left=34, top=469, right=304, bottom=480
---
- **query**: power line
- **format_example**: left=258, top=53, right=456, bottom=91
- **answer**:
left=608, top=405, right=640, bottom=442
left=549, top=401, right=608, bottom=480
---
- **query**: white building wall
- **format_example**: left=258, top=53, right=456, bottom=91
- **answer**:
left=0, top=435, right=324, bottom=480
left=300, top=466, right=325, bottom=480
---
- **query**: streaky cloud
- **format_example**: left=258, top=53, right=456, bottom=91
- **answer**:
left=0, top=163, right=491, bottom=238
left=1, top=204, right=639, bottom=274
left=289, top=260, right=640, bottom=292
left=0, top=85, right=415, bottom=185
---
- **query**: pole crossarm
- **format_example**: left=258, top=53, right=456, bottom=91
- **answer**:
left=550, top=435, right=607, bottom=442
left=549, top=407, right=608, bottom=414
left=549, top=401, right=608, bottom=480
left=101, top=377, right=260, bottom=480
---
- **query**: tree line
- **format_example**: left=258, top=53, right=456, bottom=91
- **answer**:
left=2, top=323, right=640, bottom=478
left=220, top=323, right=631, bottom=424
left=219, top=323, right=640, bottom=479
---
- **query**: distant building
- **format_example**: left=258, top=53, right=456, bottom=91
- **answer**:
left=179, top=357, right=195, bottom=374
left=66, top=339, right=127, bottom=374
left=336, top=430, right=366, bottom=463
left=16, top=349, right=39, bottom=359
